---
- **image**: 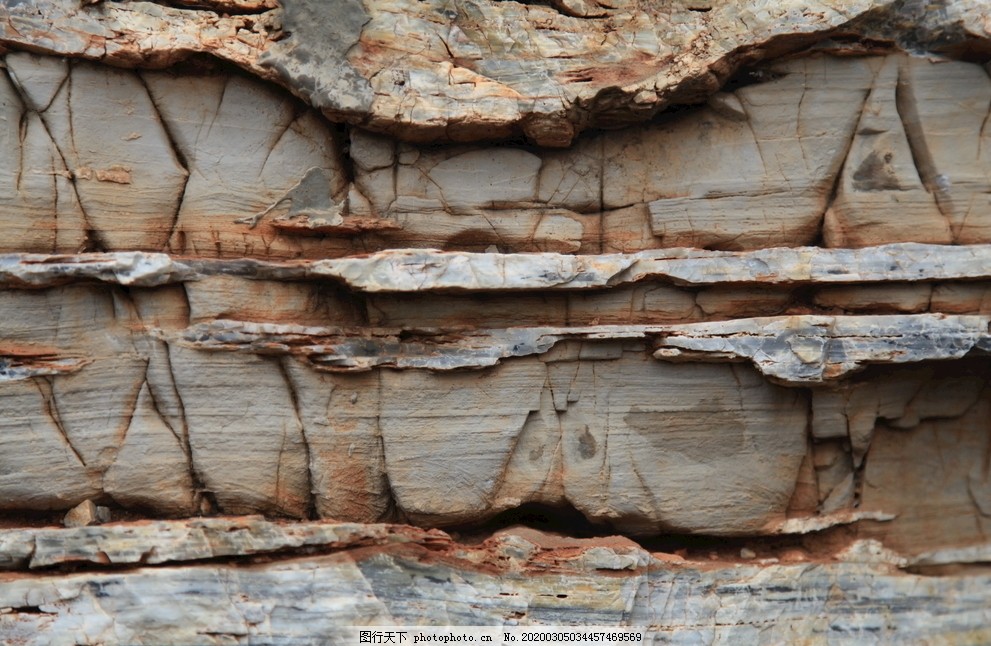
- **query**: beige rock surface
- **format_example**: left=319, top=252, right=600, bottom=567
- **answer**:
left=1, top=51, right=991, bottom=255
left=2, top=0, right=991, bottom=639
left=3, top=289, right=989, bottom=546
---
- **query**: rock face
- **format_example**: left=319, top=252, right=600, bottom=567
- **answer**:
left=1, top=0, right=991, bottom=642
left=3, top=517, right=991, bottom=645
left=3, top=48, right=991, bottom=257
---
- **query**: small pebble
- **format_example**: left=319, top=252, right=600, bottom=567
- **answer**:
left=63, top=500, right=101, bottom=528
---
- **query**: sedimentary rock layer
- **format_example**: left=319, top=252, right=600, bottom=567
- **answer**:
left=2, top=273, right=988, bottom=547
left=2, top=51, right=991, bottom=256
left=2, top=243, right=991, bottom=289
left=1, top=517, right=990, bottom=645
left=3, top=0, right=988, bottom=146
left=3, top=0, right=991, bottom=639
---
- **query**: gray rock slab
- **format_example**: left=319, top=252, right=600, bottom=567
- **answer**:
left=3, top=243, right=991, bottom=290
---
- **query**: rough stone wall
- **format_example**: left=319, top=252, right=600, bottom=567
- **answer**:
left=1, top=0, right=991, bottom=643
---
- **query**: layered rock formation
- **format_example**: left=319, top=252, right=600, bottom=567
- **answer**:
left=5, top=517, right=991, bottom=644
left=1, top=0, right=991, bottom=642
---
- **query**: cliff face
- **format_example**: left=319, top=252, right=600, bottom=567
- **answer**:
left=2, top=0, right=991, bottom=642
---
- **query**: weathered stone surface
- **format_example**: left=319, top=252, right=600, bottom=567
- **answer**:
left=39, top=61, right=188, bottom=251
left=166, top=313, right=991, bottom=380
left=3, top=0, right=989, bottom=147
left=0, top=57, right=87, bottom=253
left=2, top=51, right=991, bottom=254
left=0, top=276, right=988, bottom=551
left=5, top=243, right=991, bottom=290
left=0, top=248, right=988, bottom=544
left=102, top=389, right=196, bottom=516
left=4, top=309, right=989, bottom=546
left=803, top=360, right=991, bottom=550
left=1, top=518, right=990, bottom=645
left=857, top=365, right=991, bottom=555
left=142, top=71, right=348, bottom=258
left=3, top=336, right=811, bottom=534
left=612, top=56, right=871, bottom=249
left=654, top=313, right=991, bottom=384
left=3, top=0, right=991, bottom=638
left=0, top=516, right=441, bottom=570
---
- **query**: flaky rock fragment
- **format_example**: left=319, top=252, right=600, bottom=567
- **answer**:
left=654, top=313, right=991, bottom=383
left=61, top=499, right=107, bottom=528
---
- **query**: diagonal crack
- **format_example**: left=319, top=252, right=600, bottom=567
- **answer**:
left=275, top=356, right=316, bottom=520
left=136, top=72, right=190, bottom=252
left=163, top=341, right=208, bottom=509
left=895, top=57, right=955, bottom=237
left=35, top=377, right=85, bottom=467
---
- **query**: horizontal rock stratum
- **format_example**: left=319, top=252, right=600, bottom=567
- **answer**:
left=3, top=517, right=991, bottom=644
left=3, top=0, right=988, bottom=145
left=3, top=47, right=991, bottom=257
left=1, top=0, right=991, bottom=642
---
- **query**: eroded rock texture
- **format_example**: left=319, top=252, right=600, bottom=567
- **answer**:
left=3, top=518, right=991, bottom=645
left=3, top=49, right=991, bottom=257
left=1, top=0, right=991, bottom=642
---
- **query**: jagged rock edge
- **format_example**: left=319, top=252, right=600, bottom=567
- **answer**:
left=1, top=0, right=989, bottom=144
left=3, top=243, right=991, bottom=290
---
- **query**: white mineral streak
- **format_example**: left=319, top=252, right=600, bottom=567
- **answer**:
left=2, top=243, right=991, bottom=289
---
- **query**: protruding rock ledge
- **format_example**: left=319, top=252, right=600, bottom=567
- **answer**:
left=2, top=0, right=988, bottom=146
left=763, top=510, right=896, bottom=535
left=1, top=518, right=990, bottom=644
left=0, top=515, right=982, bottom=577
left=655, top=313, right=991, bottom=383
left=4, top=243, right=991, bottom=291
left=174, top=314, right=991, bottom=382
left=2, top=323, right=984, bottom=537
left=0, top=516, right=448, bottom=571
left=3, top=312, right=980, bottom=381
